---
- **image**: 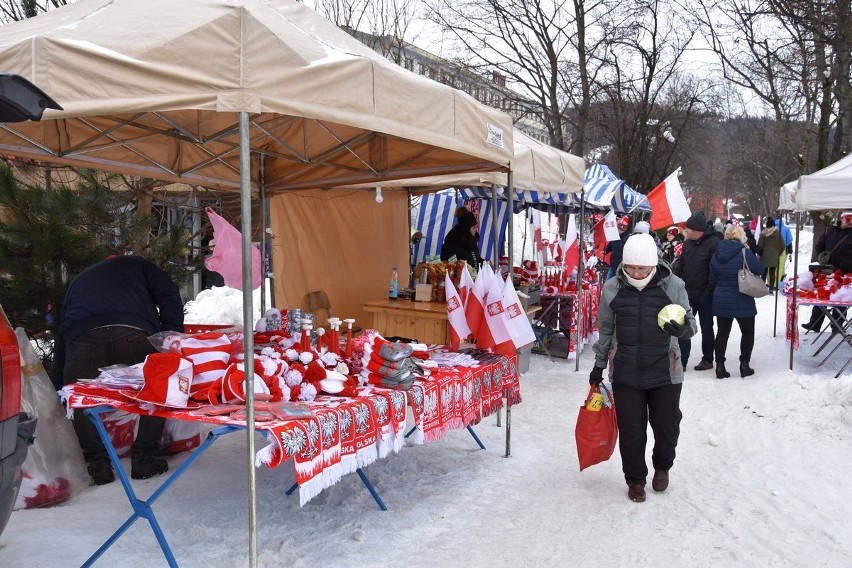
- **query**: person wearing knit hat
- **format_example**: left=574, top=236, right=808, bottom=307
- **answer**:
left=633, top=221, right=651, bottom=234
left=757, top=216, right=782, bottom=291
left=590, top=232, right=696, bottom=503
left=662, top=225, right=684, bottom=265
left=672, top=210, right=720, bottom=372
left=440, top=206, right=482, bottom=267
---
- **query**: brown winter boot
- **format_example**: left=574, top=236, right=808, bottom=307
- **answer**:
left=627, top=484, right=646, bottom=503
left=652, top=470, right=669, bottom=492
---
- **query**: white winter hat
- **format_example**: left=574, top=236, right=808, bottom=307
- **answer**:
left=633, top=221, right=650, bottom=234
left=622, top=233, right=658, bottom=266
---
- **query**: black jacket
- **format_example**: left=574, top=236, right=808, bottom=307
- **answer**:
left=440, top=225, right=482, bottom=266
left=55, top=255, right=184, bottom=384
left=673, top=227, right=720, bottom=299
left=815, top=224, right=852, bottom=272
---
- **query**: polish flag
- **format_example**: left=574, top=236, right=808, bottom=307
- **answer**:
left=602, top=209, right=621, bottom=242
left=479, top=264, right=513, bottom=353
left=465, top=269, right=490, bottom=348
left=562, top=214, right=580, bottom=271
left=502, top=277, right=536, bottom=349
left=530, top=209, right=543, bottom=252
left=648, top=169, right=691, bottom=231
left=458, top=263, right=475, bottom=307
left=445, top=272, right=472, bottom=350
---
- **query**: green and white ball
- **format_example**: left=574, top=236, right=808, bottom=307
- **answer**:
left=657, top=304, right=687, bottom=330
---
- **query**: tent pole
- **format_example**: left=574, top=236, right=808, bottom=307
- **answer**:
left=505, top=169, right=514, bottom=457
left=239, top=112, right=258, bottom=568
left=575, top=194, right=585, bottom=372
left=259, top=154, right=268, bottom=313
left=490, top=183, right=502, bottom=429
left=790, top=210, right=801, bottom=370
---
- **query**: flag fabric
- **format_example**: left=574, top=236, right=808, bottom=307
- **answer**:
left=445, top=273, right=472, bottom=350
left=458, top=263, right=475, bottom=307
left=563, top=214, right=580, bottom=271
left=647, top=169, right=691, bottom=231
left=479, top=264, right=513, bottom=354
left=530, top=209, right=543, bottom=252
left=602, top=209, right=620, bottom=242
left=465, top=268, right=490, bottom=348
left=502, top=277, right=537, bottom=349
left=204, top=207, right=262, bottom=291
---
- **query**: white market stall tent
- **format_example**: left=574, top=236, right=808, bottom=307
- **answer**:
left=0, top=0, right=516, bottom=563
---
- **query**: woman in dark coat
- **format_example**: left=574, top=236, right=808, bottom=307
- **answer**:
left=440, top=206, right=482, bottom=267
left=709, top=225, right=764, bottom=379
left=757, top=217, right=782, bottom=290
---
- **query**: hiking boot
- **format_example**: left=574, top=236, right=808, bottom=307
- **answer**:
left=715, top=360, right=730, bottom=379
left=694, top=360, right=713, bottom=371
left=652, top=470, right=669, bottom=492
left=87, top=458, right=115, bottom=486
left=627, top=484, right=646, bottom=503
left=131, top=453, right=168, bottom=480
left=740, top=358, right=755, bottom=378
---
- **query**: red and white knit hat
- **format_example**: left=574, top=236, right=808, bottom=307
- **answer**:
left=179, top=332, right=232, bottom=392
left=138, top=352, right=193, bottom=407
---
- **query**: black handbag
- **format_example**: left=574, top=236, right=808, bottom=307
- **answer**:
left=738, top=248, right=770, bottom=298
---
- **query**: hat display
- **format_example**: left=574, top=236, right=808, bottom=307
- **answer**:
left=633, top=221, right=650, bottom=234
left=138, top=352, right=193, bottom=407
left=685, top=211, right=707, bottom=231
left=179, top=332, right=232, bottom=393
left=622, top=234, right=659, bottom=267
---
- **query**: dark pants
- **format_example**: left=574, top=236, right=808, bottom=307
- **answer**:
left=805, top=306, right=848, bottom=331
left=679, top=293, right=714, bottom=368
left=612, top=382, right=683, bottom=486
left=63, top=326, right=165, bottom=463
left=764, top=267, right=777, bottom=289
left=715, top=317, right=755, bottom=362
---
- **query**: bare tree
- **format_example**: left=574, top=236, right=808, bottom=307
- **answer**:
left=0, top=0, right=70, bottom=23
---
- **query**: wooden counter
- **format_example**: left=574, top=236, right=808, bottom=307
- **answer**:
left=362, top=299, right=450, bottom=345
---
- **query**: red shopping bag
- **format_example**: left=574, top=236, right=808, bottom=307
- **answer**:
left=575, top=384, right=618, bottom=471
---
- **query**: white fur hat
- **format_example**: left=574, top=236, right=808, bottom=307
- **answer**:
left=633, top=221, right=650, bottom=234
left=622, top=233, right=658, bottom=266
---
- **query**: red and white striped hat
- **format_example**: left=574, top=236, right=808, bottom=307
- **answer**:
left=138, top=352, right=193, bottom=407
left=179, top=332, right=232, bottom=392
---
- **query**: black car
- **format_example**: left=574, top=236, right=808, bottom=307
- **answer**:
left=0, top=74, right=60, bottom=536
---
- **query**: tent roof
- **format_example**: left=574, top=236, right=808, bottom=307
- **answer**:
left=351, top=129, right=585, bottom=195
left=778, top=180, right=797, bottom=212
left=0, top=0, right=513, bottom=193
left=795, top=154, right=852, bottom=211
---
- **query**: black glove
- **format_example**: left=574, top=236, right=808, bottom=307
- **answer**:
left=663, top=319, right=690, bottom=338
left=786, top=244, right=793, bottom=255
left=589, top=366, right=605, bottom=386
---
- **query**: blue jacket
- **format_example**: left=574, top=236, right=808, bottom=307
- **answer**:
left=709, top=240, right=764, bottom=318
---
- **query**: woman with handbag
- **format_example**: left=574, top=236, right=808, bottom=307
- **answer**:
left=709, top=225, right=764, bottom=378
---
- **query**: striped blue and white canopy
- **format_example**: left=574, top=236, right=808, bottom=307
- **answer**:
left=584, top=163, right=651, bottom=213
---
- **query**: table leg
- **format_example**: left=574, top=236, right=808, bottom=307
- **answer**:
left=82, top=407, right=237, bottom=568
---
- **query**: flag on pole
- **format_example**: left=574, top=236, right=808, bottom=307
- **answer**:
left=458, top=263, right=475, bottom=307
left=562, top=214, right=580, bottom=271
left=502, top=277, right=536, bottom=349
left=479, top=264, right=514, bottom=354
left=530, top=209, right=543, bottom=252
left=602, top=209, right=620, bottom=242
left=445, top=272, right=471, bottom=350
left=648, top=169, right=691, bottom=231
left=465, top=268, right=491, bottom=348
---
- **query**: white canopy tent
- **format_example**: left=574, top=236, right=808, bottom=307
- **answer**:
left=0, top=0, right=515, bottom=564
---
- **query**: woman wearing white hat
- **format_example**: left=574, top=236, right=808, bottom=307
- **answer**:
left=589, top=233, right=697, bottom=503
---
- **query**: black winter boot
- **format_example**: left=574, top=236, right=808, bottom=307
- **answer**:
left=740, top=358, right=755, bottom=378
left=131, top=453, right=168, bottom=480
left=715, top=359, right=730, bottom=379
left=87, top=457, right=115, bottom=486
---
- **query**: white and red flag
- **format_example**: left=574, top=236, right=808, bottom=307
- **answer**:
left=562, top=214, right=580, bottom=271
left=648, top=169, right=691, bottom=231
left=530, top=209, right=543, bottom=253
left=465, top=267, right=490, bottom=348
left=501, top=277, right=536, bottom=349
left=445, top=272, right=472, bottom=350
left=458, top=262, right=475, bottom=307
left=602, top=209, right=620, bottom=242
left=480, top=264, right=513, bottom=354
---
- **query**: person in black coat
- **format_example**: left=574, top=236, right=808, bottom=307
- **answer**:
left=56, top=255, right=185, bottom=485
left=440, top=206, right=482, bottom=267
left=803, top=211, right=852, bottom=331
left=709, top=225, right=763, bottom=378
left=672, top=211, right=720, bottom=371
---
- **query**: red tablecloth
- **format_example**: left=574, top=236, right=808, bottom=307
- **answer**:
left=62, top=350, right=519, bottom=505
left=784, top=293, right=852, bottom=350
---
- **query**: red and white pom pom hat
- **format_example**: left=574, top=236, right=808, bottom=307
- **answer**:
left=137, top=352, right=194, bottom=407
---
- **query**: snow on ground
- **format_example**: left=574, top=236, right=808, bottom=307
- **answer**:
left=3, top=229, right=851, bottom=567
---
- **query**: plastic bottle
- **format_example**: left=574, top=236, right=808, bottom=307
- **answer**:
left=389, top=267, right=399, bottom=299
